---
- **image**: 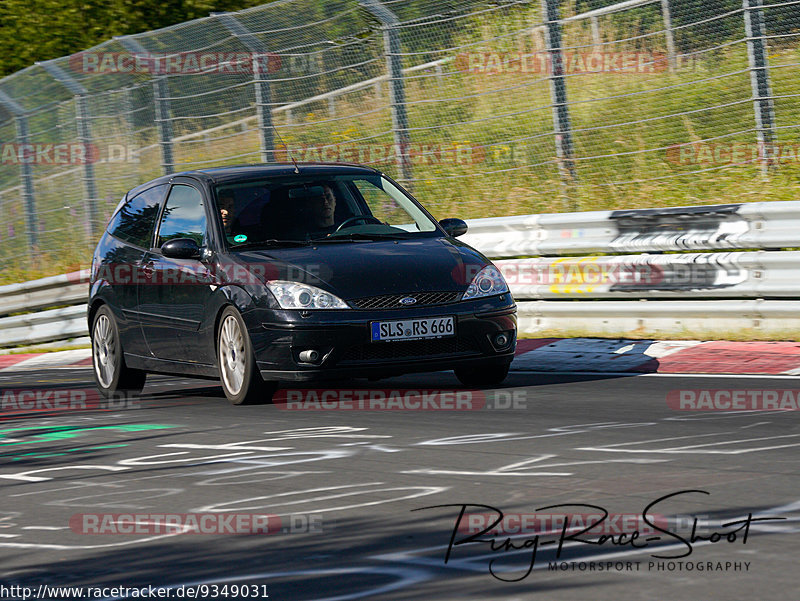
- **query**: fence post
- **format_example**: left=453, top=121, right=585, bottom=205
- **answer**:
left=360, top=0, right=413, bottom=186
left=660, top=0, right=677, bottom=71
left=117, top=36, right=175, bottom=174
left=122, top=86, right=138, bottom=139
left=743, top=0, right=777, bottom=175
left=151, top=77, right=174, bottom=173
left=0, top=90, right=38, bottom=251
left=541, top=0, right=577, bottom=201
left=590, top=16, right=601, bottom=50
left=38, top=60, right=100, bottom=236
left=214, top=13, right=275, bottom=163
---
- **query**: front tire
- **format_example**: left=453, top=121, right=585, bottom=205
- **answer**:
left=217, top=307, right=277, bottom=405
left=454, top=362, right=510, bottom=387
left=91, top=305, right=146, bottom=397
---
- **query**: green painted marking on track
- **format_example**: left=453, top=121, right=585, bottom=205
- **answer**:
left=0, top=425, right=177, bottom=460
left=12, top=453, right=66, bottom=460
left=0, top=424, right=177, bottom=447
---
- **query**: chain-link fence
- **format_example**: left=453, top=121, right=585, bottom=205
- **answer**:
left=0, top=0, right=798, bottom=278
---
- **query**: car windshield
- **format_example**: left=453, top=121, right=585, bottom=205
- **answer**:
left=214, top=173, right=439, bottom=248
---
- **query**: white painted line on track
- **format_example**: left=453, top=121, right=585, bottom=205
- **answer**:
left=511, top=370, right=800, bottom=379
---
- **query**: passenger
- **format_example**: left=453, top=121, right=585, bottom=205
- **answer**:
left=219, top=194, right=248, bottom=245
left=219, top=195, right=235, bottom=234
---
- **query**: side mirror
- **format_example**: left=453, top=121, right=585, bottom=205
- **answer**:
left=439, top=218, right=468, bottom=238
left=161, top=237, right=201, bottom=260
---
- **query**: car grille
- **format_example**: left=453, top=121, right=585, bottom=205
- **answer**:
left=349, top=291, right=461, bottom=310
left=338, top=337, right=481, bottom=364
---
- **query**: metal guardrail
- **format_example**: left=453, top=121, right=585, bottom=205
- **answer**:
left=495, top=251, right=799, bottom=299
left=0, top=270, right=89, bottom=348
left=0, top=270, right=89, bottom=316
left=0, top=304, right=88, bottom=346
left=460, top=201, right=800, bottom=257
left=516, top=299, right=800, bottom=339
left=2, top=200, right=800, bottom=348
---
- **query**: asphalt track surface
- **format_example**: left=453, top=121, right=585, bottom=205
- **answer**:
left=0, top=366, right=798, bottom=600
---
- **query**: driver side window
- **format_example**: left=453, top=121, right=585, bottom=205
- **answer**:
left=157, top=185, right=207, bottom=248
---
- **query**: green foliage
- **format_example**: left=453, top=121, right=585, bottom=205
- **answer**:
left=0, top=0, right=273, bottom=77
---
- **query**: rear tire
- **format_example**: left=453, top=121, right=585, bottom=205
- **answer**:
left=454, top=362, right=510, bottom=387
left=91, top=305, right=146, bottom=398
left=217, top=306, right=277, bottom=405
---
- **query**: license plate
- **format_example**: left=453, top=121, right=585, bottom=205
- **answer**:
left=371, top=316, right=455, bottom=342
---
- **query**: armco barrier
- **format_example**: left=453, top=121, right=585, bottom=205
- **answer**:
left=494, top=251, right=799, bottom=299
left=1, top=201, right=800, bottom=348
left=460, top=201, right=800, bottom=257
left=0, top=304, right=88, bottom=346
left=0, top=270, right=89, bottom=316
left=516, top=299, right=800, bottom=338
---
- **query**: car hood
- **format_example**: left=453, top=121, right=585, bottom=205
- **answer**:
left=228, top=237, right=489, bottom=299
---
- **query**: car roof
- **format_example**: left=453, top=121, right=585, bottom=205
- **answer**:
left=196, top=162, right=380, bottom=182
left=127, top=162, right=382, bottom=198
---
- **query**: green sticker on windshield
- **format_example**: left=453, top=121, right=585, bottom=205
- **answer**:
left=233, top=234, right=247, bottom=243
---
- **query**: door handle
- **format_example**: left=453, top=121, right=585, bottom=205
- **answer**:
left=142, top=261, right=154, bottom=278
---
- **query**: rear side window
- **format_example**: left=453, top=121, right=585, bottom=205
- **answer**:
left=157, top=185, right=207, bottom=247
left=107, top=185, right=166, bottom=248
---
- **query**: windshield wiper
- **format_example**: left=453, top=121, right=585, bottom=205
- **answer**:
left=230, top=239, right=310, bottom=250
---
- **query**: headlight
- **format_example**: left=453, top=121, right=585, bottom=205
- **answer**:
left=266, top=281, right=349, bottom=309
left=462, top=265, right=508, bottom=300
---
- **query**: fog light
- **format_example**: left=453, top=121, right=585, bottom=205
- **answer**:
left=298, top=349, right=320, bottom=363
left=494, top=333, right=510, bottom=348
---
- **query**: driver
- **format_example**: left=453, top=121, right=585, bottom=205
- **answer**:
left=301, top=184, right=377, bottom=238
left=313, top=185, right=337, bottom=229
left=301, top=185, right=338, bottom=238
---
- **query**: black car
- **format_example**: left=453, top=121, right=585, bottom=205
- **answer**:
left=89, top=163, right=517, bottom=404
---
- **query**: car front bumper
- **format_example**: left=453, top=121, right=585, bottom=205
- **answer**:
left=245, top=294, right=517, bottom=381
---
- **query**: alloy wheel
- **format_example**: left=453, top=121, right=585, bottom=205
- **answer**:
left=219, top=314, right=246, bottom=395
left=93, top=313, right=116, bottom=388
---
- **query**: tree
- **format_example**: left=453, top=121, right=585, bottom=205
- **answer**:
left=0, top=0, right=272, bottom=77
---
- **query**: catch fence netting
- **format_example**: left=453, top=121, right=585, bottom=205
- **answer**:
left=0, top=0, right=797, bottom=276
